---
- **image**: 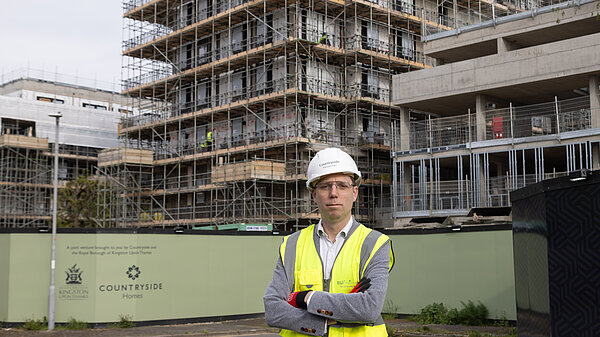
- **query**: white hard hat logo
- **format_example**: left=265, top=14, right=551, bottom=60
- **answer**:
left=306, top=148, right=361, bottom=190
left=319, top=160, right=340, bottom=168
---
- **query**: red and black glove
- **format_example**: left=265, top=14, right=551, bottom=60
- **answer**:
left=287, top=290, right=310, bottom=309
left=349, top=278, right=371, bottom=293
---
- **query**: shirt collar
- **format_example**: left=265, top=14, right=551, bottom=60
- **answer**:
left=317, top=216, right=354, bottom=240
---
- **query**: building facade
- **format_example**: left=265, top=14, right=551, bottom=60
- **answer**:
left=0, top=72, right=129, bottom=227
left=104, top=0, right=537, bottom=230
left=391, top=0, right=600, bottom=224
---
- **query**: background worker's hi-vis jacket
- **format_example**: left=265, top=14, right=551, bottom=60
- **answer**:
left=264, top=220, right=394, bottom=337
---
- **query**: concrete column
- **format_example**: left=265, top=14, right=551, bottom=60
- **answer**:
left=403, top=163, right=412, bottom=211
left=476, top=95, right=487, bottom=142
left=590, top=76, right=600, bottom=129
left=497, top=37, right=517, bottom=53
left=399, top=106, right=411, bottom=151
left=479, top=154, right=487, bottom=207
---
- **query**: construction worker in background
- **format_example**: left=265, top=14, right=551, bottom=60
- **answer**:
left=318, top=32, right=330, bottom=46
left=264, top=147, right=394, bottom=336
left=200, top=129, right=213, bottom=150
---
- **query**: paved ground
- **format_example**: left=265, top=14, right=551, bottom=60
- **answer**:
left=0, top=317, right=515, bottom=337
left=3, top=317, right=275, bottom=337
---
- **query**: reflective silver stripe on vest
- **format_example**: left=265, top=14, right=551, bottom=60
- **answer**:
left=359, top=230, right=385, bottom=279
left=284, top=225, right=387, bottom=327
left=283, top=232, right=301, bottom=292
left=358, top=230, right=387, bottom=327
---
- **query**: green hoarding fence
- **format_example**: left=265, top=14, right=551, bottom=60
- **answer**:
left=0, top=226, right=515, bottom=324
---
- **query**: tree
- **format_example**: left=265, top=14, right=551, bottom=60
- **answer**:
left=58, top=172, right=99, bottom=227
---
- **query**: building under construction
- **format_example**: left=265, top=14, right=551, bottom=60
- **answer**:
left=0, top=71, right=128, bottom=228
left=391, top=0, right=600, bottom=225
left=105, top=0, right=534, bottom=230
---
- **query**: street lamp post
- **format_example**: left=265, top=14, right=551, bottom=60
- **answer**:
left=48, top=112, right=62, bottom=331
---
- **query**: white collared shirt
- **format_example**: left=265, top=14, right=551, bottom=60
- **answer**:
left=305, top=217, right=354, bottom=316
left=316, top=217, right=354, bottom=281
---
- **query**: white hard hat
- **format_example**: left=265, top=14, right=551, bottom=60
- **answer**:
left=306, top=147, right=361, bottom=190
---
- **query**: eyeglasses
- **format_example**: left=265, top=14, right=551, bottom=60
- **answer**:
left=315, top=181, right=355, bottom=192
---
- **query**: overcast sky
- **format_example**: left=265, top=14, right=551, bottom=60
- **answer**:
left=0, top=1, right=123, bottom=88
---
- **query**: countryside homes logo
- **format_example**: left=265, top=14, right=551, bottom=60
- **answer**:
left=98, top=264, right=164, bottom=300
left=65, top=264, right=83, bottom=284
left=127, top=265, right=141, bottom=280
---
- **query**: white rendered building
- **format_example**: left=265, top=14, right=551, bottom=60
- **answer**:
left=0, top=70, right=132, bottom=227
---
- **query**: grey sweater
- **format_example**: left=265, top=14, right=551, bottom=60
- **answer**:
left=263, top=221, right=392, bottom=336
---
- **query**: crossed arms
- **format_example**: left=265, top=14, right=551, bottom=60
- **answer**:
left=263, top=241, right=391, bottom=335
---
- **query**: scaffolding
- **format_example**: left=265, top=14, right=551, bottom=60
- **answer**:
left=0, top=124, right=107, bottom=228
left=101, top=0, right=483, bottom=230
left=0, top=134, right=52, bottom=227
left=0, top=134, right=105, bottom=228
left=0, top=73, right=138, bottom=228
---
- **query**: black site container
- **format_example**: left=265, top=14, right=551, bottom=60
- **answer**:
left=511, top=169, right=600, bottom=337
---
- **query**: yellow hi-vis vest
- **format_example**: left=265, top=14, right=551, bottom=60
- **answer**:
left=201, top=131, right=213, bottom=148
left=279, top=223, right=394, bottom=337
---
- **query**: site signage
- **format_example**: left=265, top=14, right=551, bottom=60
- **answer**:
left=57, top=241, right=167, bottom=306
left=0, top=231, right=515, bottom=323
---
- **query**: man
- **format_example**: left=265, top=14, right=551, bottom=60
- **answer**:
left=264, top=147, right=394, bottom=336
left=200, top=129, right=213, bottom=150
left=318, top=32, right=330, bottom=46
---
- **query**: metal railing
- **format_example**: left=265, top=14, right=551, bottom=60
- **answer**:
left=134, top=105, right=396, bottom=158
left=485, top=96, right=591, bottom=140
left=346, top=83, right=390, bottom=102
left=395, top=172, right=571, bottom=213
left=162, top=73, right=350, bottom=116
left=344, top=35, right=433, bottom=66
left=1, top=68, right=119, bottom=93
left=122, top=65, right=174, bottom=90
left=57, top=144, right=103, bottom=158
left=123, top=0, right=153, bottom=12
left=352, top=0, right=459, bottom=30
left=147, top=196, right=304, bottom=223
left=409, top=114, right=476, bottom=150
left=422, top=0, right=580, bottom=39
left=295, top=24, right=344, bottom=48
left=123, top=24, right=173, bottom=50
left=121, top=110, right=171, bottom=128
left=406, top=96, right=593, bottom=152
left=147, top=171, right=212, bottom=190
left=423, top=1, right=522, bottom=37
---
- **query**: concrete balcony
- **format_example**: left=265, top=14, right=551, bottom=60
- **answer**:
left=393, top=31, right=600, bottom=113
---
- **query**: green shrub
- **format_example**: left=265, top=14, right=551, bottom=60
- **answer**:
left=22, top=317, right=47, bottom=330
left=417, top=303, right=458, bottom=325
left=416, top=301, right=489, bottom=326
left=117, top=314, right=135, bottom=328
left=445, top=307, right=459, bottom=325
left=457, top=301, right=488, bottom=326
left=64, top=317, right=88, bottom=330
left=418, top=302, right=446, bottom=324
